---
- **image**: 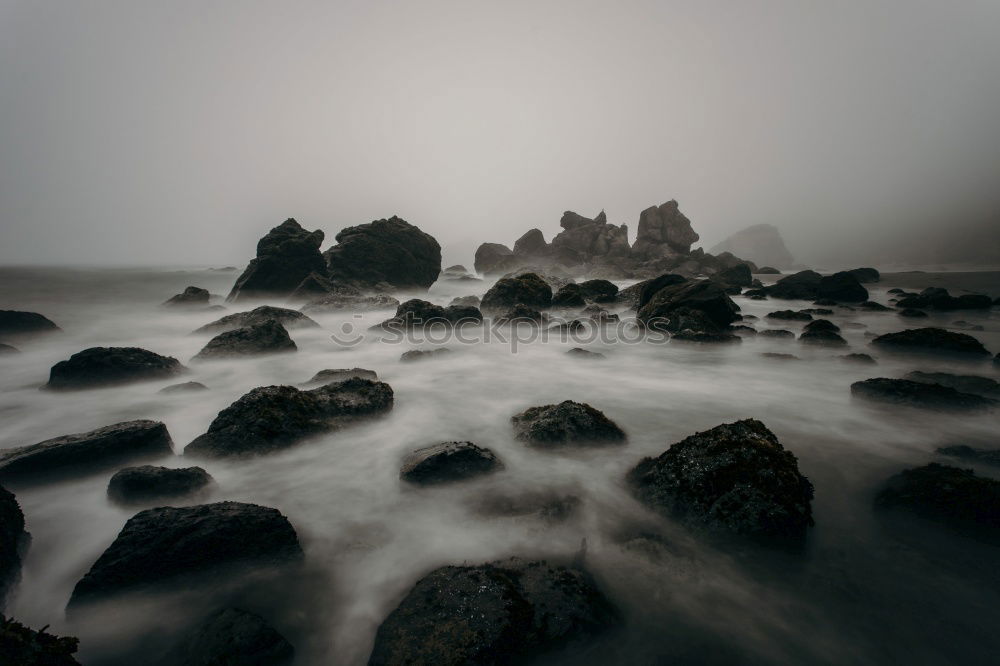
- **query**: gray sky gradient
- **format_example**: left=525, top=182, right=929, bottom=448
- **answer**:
left=2, top=0, right=999, bottom=268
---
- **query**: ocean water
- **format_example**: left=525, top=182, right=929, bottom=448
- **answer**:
left=0, top=265, right=998, bottom=665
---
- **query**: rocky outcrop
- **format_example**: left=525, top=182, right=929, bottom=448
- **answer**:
left=627, top=419, right=814, bottom=541
left=286, top=271, right=344, bottom=302
left=368, top=558, right=617, bottom=665
left=191, top=320, right=296, bottom=361
left=193, top=305, right=319, bottom=335
left=304, top=368, right=378, bottom=386
left=0, top=616, right=80, bottom=665
left=167, top=608, right=294, bottom=666
left=45, top=347, right=184, bottom=391
left=513, top=228, right=549, bottom=257
left=0, top=485, right=27, bottom=610
left=107, top=465, right=213, bottom=505
left=400, top=442, right=503, bottom=485
left=0, top=421, right=173, bottom=484
left=185, top=378, right=393, bottom=458
left=715, top=263, right=753, bottom=287
left=480, top=273, right=553, bottom=311
left=68, top=502, right=302, bottom=607
left=871, top=328, right=991, bottom=357
left=227, top=219, right=326, bottom=302
left=896, top=287, right=992, bottom=311
left=0, top=310, right=60, bottom=337
left=449, top=295, right=480, bottom=307
left=511, top=401, right=626, bottom=448
left=162, top=286, right=210, bottom=307
left=709, top=224, right=794, bottom=269
left=637, top=279, right=740, bottom=330
left=851, top=378, right=997, bottom=411
left=324, top=216, right=441, bottom=290
left=632, top=200, right=698, bottom=259
left=550, top=210, right=630, bottom=265
left=473, top=243, right=514, bottom=275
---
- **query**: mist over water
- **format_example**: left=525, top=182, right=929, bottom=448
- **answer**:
left=0, top=266, right=997, bottom=664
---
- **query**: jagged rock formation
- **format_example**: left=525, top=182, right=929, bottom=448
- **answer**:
left=709, top=223, right=795, bottom=269
left=631, top=200, right=698, bottom=259
left=228, top=219, right=326, bottom=302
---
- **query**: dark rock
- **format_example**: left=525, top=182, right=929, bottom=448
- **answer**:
left=0, top=310, right=60, bottom=337
left=896, top=288, right=992, bottom=311
left=715, top=263, right=753, bottom=287
left=759, top=329, right=794, bottom=338
left=637, top=280, right=739, bottom=330
left=194, top=306, right=319, bottom=335
left=871, top=328, right=990, bottom=357
left=847, top=267, right=880, bottom=283
left=550, top=211, right=630, bottom=265
left=799, top=308, right=834, bottom=315
left=511, top=401, right=625, bottom=448
left=551, top=284, right=586, bottom=308
left=400, top=442, right=503, bottom=485
left=168, top=607, right=294, bottom=666
left=495, top=304, right=547, bottom=326
left=904, top=371, right=999, bottom=397
left=0, top=420, right=173, bottom=485
left=0, top=616, right=80, bottom=665
left=324, top=216, right=441, bottom=290
left=513, top=228, right=548, bottom=256
left=812, top=298, right=838, bottom=306
left=549, top=319, right=586, bottom=334
left=802, top=319, right=842, bottom=334
left=767, top=310, right=812, bottom=321
left=627, top=419, right=814, bottom=541
left=577, top=279, right=619, bottom=302
left=625, top=274, right=687, bottom=309
left=192, top=320, right=296, bottom=361
left=951, top=320, right=984, bottom=331
left=304, top=368, right=378, bottom=385
left=375, top=299, right=448, bottom=329
left=888, top=288, right=905, bottom=295
left=566, top=348, right=605, bottom=359
left=765, top=270, right=822, bottom=300
left=107, top=465, right=213, bottom=505
left=185, top=378, right=393, bottom=458
left=471, top=492, right=581, bottom=523
left=474, top=242, right=515, bottom=274
left=936, top=445, right=1000, bottom=467
left=444, top=265, right=469, bottom=274
left=588, top=310, right=620, bottom=325
left=367, top=558, right=617, bottom=666
left=799, top=329, right=847, bottom=346
left=400, top=348, right=452, bottom=362
left=45, top=347, right=184, bottom=391
left=633, top=200, right=699, bottom=258
left=761, top=352, right=799, bottom=360
left=68, top=502, right=302, bottom=606
left=300, top=291, right=399, bottom=314
left=840, top=353, right=877, bottom=364
left=859, top=301, right=891, bottom=311
left=0, top=485, right=27, bottom=609
left=163, top=286, right=210, bottom=307
left=443, top=305, right=484, bottom=325
left=500, top=268, right=575, bottom=292
left=672, top=329, right=741, bottom=344
left=708, top=224, right=794, bottom=269
left=816, top=271, right=868, bottom=302
left=850, top=378, right=997, bottom=411
left=732, top=324, right=757, bottom=336
left=0, top=344, right=19, bottom=355
left=159, top=381, right=208, bottom=394
left=286, top=271, right=345, bottom=301
left=757, top=266, right=781, bottom=274
left=481, top=273, right=552, bottom=311
left=227, top=219, right=326, bottom=302
left=449, top=295, right=480, bottom=307
left=898, top=308, right=928, bottom=318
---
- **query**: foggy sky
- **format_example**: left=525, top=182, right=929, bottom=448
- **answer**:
left=2, top=0, right=999, bottom=269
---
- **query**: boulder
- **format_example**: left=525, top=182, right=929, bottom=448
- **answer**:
left=68, top=502, right=302, bottom=607
left=803, top=319, right=839, bottom=333
left=708, top=224, right=794, bottom=269
left=186, top=379, right=392, bottom=458
left=766, top=270, right=823, bottom=300
left=191, top=320, right=296, bottom=361
left=577, top=279, right=619, bottom=302
left=896, top=288, right=992, bottom=311
left=449, top=295, right=480, bottom=307
left=513, top=228, right=549, bottom=257
left=847, top=267, right=880, bottom=283
left=905, top=371, right=999, bottom=397
left=850, top=378, right=997, bottom=411
left=367, top=558, right=617, bottom=666
left=107, top=465, right=213, bottom=505
left=227, top=219, right=326, bottom=302
left=480, top=273, right=552, bottom=311
left=840, top=353, right=877, bottom=364
left=159, top=381, right=209, bottom=394
left=45, top=347, right=184, bottom=391
left=500, top=267, right=575, bottom=292
left=167, top=607, right=294, bottom=666
left=871, top=328, right=991, bottom=357
left=898, top=308, right=928, bottom=318
left=566, top=348, right=606, bottom=359
left=759, top=329, right=794, bottom=338
left=324, top=216, right=441, bottom=290
left=495, top=304, right=546, bottom=325
left=0, top=310, right=60, bottom=337
left=757, top=266, right=781, bottom=274
left=0, top=421, right=173, bottom=484
left=815, top=271, right=868, bottom=303
left=632, top=200, right=699, bottom=259
left=551, top=284, right=586, bottom=308
left=304, top=368, right=378, bottom=385
left=715, top=263, right=753, bottom=287
left=162, top=286, right=210, bottom=307
left=193, top=306, right=319, bottom=335
left=630, top=274, right=688, bottom=310
left=637, top=280, right=739, bottom=330
left=377, top=300, right=483, bottom=330
left=0, top=485, right=27, bottom=609
left=400, top=348, right=453, bottom=362
left=511, top=401, right=626, bottom=448
left=766, top=310, right=812, bottom=321
left=300, top=292, right=399, bottom=314
left=550, top=210, right=630, bottom=264
left=799, top=329, right=847, bottom=346
left=474, top=242, right=514, bottom=275
left=627, top=419, right=814, bottom=541
left=858, top=301, right=891, bottom=312
left=400, top=442, right=503, bottom=485
left=471, top=492, right=581, bottom=523
left=0, top=616, right=80, bottom=665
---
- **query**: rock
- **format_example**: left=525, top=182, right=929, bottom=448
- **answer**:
left=0, top=310, right=60, bottom=337
left=875, top=464, right=1000, bottom=539
left=304, top=368, right=378, bottom=385
left=708, top=224, right=794, bottom=269
left=632, top=200, right=699, bottom=259
left=715, top=263, right=753, bottom=287
left=732, top=325, right=757, bottom=336
left=367, top=558, right=617, bottom=666
left=0, top=420, right=173, bottom=485
left=812, top=298, right=838, bottom=306
left=511, top=401, right=626, bottom=448
left=577, top=279, right=619, bottom=302
left=227, top=219, right=326, bottom=302
left=445, top=265, right=469, bottom=274
left=45, top=347, right=184, bottom=391
left=851, top=378, right=997, bottom=411
left=937, top=445, right=1000, bottom=467
left=513, top=228, right=548, bottom=256
left=0, top=485, right=27, bottom=609
left=566, top=348, right=606, bottom=359
left=761, top=352, right=799, bottom=360
left=799, top=308, right=834, bottom=315
left=859, top=301, right=891, bottom=311
left=194, top=306, right=319, bottom=335
left=400, top=349, right=452, bottom=362
left=285, top=271, right=345, bottom=301
left=550, top=284, right=587, bottom=308
left=449, top=295, right=480, bottom=307
left=186, top=379, right=392, bottom=458
left=0, top=344, right=19, bottom=355
left=767, top=310, right=812, bottom=321
left=840, top=353, right=877, bottom=364
left=765, top=270, right=823, bottom=300
left=480, top=272, right=552, bottom=311
left=672, top=325, right=741, bottom=343
left=803, top=319, right=840, bottom=333
left=168, top=607, right=294, bottom=666
left=500, top=267, right=575, bottom=292
left=300, top=291, right=399, bottom=314
left=162, top=286, right=210, bottom=307
left=375, top=299, right=448, bottom=329
left=107, top=465, right=213, bottom=505
left=757, top=266, right=781, bottom=274
left=159, top=381, right=209, bottom=394
left=192, top=320, right=296, bottom=361
left=471, top=492, right=581, bottom=523
left=400, top=442, right=503, bottom=485
left=759, top=329, right=794, bottom=338
left=549, top=319, right=586, bottom=334
left=495, top=305, right=546, bottom=325
left=847, top=267, right=880, bottom=283
left=0, top=616, right=80, bottom=665
left=324, top=216, right=441, bottom=290
left=799, top=329, right=847, bottom=346
left=899, top=308, right=928, bottom=318
left=816, top=271, right=868, bottom=302
left=951, top=320, right=984, bottom=332
left=896, top=288, right=992, bottom=311
left=550, top=211, right=630, bottom=265
left=637, top=280, right=740, bottom=330
left=627, top=419, right=814, bottom=541
left=871, top=328, right=990, bottom=357
left=474, top=242, right=515, bottom=274
left=904, top=371, right=999, bottom=397
left=68, top=502, right=303, bottom=606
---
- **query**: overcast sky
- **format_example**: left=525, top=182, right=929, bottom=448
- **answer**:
left=2, top=0, right=999, bottom=268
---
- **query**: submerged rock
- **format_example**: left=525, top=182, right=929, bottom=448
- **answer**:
left=760, top=352, right=799, bottom=361
left=816, top=271, right=868, bottom=302
left=324, top=216, right=442, bottom=290
left=192, top=320, right=296, bottom=361
left=759, top=329, right=794, bottom=339
left=45, top=347, right=184, bottom=391
left=167, top=607, right=294, bottom=666
left=904, top=371, right=999, bottom=397
left=158, top=381, right=209, bottom=394
left=0, top=310, right=60, bottom=337
left=162, top=286, right=210, bottom=307
left=850, top=378, right=997, bottom=411
left=400, top=348, right=452, bottom=362
left=0, top=616, right=80, bottom=665
left=107, top=465, right=213, bottom=505
left=304, top=368, right=378, bottom=385
left=766, top=310, right=812, bottom=321
left=840, top=353, right=877, bottom=364
left=637, top=280, right=739, bottom=330
left=367, top=558, right=618, bottom=666
left=194, top=305, right=319, bottom=335
left=566, top=347, right=606, bottom=359
left=227, top=219, right=326, bottom=302
left=871, top=328, right=990, bottom=357
left=0, top=420, right=173, bottom=484
left=511, top=401, right=626, bottom=448
left=449, top=295, right=481, bottom=307
left=185, top=378, right=393, bottom=458
left=937, top=445, right=1000, bottom=467
left=898, top=308, right=928, bottom=318
left=799, top=324, right=847, bottom=346
left=400, top=442, right=503, bottom=485
left=481, top=273, right=553, bottom=311
left=627, top=419, right=814, bottom=541
left=0, top=485, right=27, bottom=609
left=495, top=304, right=546, bottom=325
left=68, top=502, right=302, bottom=607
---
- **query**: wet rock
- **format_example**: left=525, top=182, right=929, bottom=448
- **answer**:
left=500, top=267, right=575, bottom=292
left=549, top=319, right=586, bottom=334
left=513, top=228, right=549, bottom=257
left=449, top=295, right=481, bottom=307
left=400, top=348, right=452, bottom=362
left=627, top=419, right=814, bottom=541
left=511, top=401, right=626, bottom=448
left=566, top=347, right=605, bottom=359
left=68, top=502, right=302, bottom=607
left=850, top=378, right=997, bottom=411
left=623, top=273, right=687, bottom=309
left=804, top=319, right=839, bottom=333
left=474, top=242, right=515, bottom=275
left=162, top=286, right=210, bottom=307
left=300, top=291, right=399, bottom=314
left=481, top=273, right=553, bottom=311
left=185, top=378, right=393, bottom=458
left=812, top=298, right=838, bottom=306
left=708, top=224, right=794, bottom=269
left=816, top=271, right=869, bottom=303
left=577, top=279, right=619, bottom=302
left=367, top=558, right=618, bottom=666
left=905, top=371, right=999, bottom=397
left=495, top=304, right=546, bottom=325
left=324, top=216, right=442, bottom=290
left=672, top=329, right=741, bottom=344
left=0, top=421, right=173, bottom=485
left=637, top=280, right=739, bottom=329
left=759, top=329, right=794, bottom=338
left=286, top=271, right=345, bottom=301
left=761, top=352, right=799, bottom=361
left=400, top=442, right=503, bottom=485
left=732, top=325, right=757, bottom=336
left=227, top=219, right=326, bottom=302
left=896, top=288, right=992, bottom=311
left=107, top=465, right=213, bottom=505
left=194, top=305, right=319, bottom=335
left=471, top=492, right=581, bottom=523
left=192, top=320, right=296, bottom=361
left=45, top=347, right=184, bottom=391
left=799, top=329, right=847, bottom=346
left=898, top=308, right=928, bottom=318
left=633, top=200, right=699, bottom=258
left=715, top=263, right=753, bottom=287
left=551, top=283, right=587, bottom=308
left=0, top=485, right=27, bottom=609
left=167, top=607, right=294, bottom=666
left=0, top=616, right=80, bottom=665
left=871, top=327, right=990, bottom=357
left=159, top=381, right=208, bottom=394
left=588, top=310, right=620, bottom=325
left=859, top=301, right=891, bottom=311
left=840, top=353, right=877, bottom=364
left=847, top=267, right=880, bottom=283
left=765, top=270, right=822, bottom=300
left=304, top=368, right=378, bottom=385
left=374, top=299, right=448, bottom=329
left=799, top=308, right=834, bottom=315
left=767, top=310, right=812, bottom=321
left=937, top=445, right=1000, bottom=467
left=888, top=288, right=905, bottom=295
left=0, top=310, right=60, bottom=337
left=0, top=344, right=19, bottom=355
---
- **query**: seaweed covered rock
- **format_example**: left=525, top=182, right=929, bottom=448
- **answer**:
left=851, top=378, right=997, bottom=411
left=0, top=485, right=27, bottom=609
left=368, top=558, right=618, bottom=666
left=227, top=219, right=326, bottom=302
left=0, top=616, right=80, bottom=665
left=162, top=286, right=210, bottom=308
left=511, top=401, right=626, bottom=448
left=45, top=347, right=184, bottom=391
left=68, top=502, right=302, bottom=607
left=637, top=280, right=739, bottom=329
left=191, top=320, right=296, bottom=361
left=627, top=419, right=814, bottom=541
left=480, top=273, right=553, bottom=311
left=871, top=328, right=990, bottom=357
left=324, top=216, right=441, bottom=290
left=185, top=378, right=393, bottom=458
left=400, top=442, right=503, bottom=486
left=167, top=607, right=294, bottom=666
left=193, top=306, right=319, bottom=335
left=107, top=465, right=213, bottom=505
left=0, top=310, right=60, bottom=337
